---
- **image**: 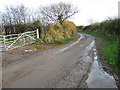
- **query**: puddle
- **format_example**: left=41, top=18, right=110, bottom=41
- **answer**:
left=94, top=56, right=98, bottom=60
left=87, top=40, right=95, bottom=51
left=82, top=39, right=95, bottom=63
left=84, top=39, right=95, bottom=54
left=86, top=47, right=118, bottom=88
left=93, top=60, right=99, bottom=68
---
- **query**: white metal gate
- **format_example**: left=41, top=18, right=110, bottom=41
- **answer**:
left=0, top=30, right=38, bottom=51
left=0, top=35, right=4, bottom=51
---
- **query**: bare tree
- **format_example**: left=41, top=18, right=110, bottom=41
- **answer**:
left=39, top=2, right=78, bottom=25
left=3, top=4, right=28, bottom=25
left=2, top=4, right=30, bottom=34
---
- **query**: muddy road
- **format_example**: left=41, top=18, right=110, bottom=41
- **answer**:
left=2, top=33, right=118, bottom=88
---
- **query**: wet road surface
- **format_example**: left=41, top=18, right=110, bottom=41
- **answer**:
left=86, top=48, right=117, bottom=88
left=2, top=33, right=117, bottom=88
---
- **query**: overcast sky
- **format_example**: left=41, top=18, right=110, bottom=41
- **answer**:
left=0, top=0, right=119, bottom=26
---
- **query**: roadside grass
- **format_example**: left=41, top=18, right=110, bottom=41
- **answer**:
left=78, top=31, right=118, bottom=69
left=29, top=33, right=79, bottom=45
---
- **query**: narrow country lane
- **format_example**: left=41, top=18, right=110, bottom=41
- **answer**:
left=2, top=33, right=117, bottom=88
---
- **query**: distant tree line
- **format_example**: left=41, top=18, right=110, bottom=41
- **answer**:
left=76, top=25, right=85, bottom=31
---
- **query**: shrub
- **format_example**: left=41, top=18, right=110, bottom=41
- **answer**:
left=39, top=21, right=77, bottom=43
left=3, top=20, right=42, bottom=35
left=83, top=19, right=119, bottom=37
left=54, top=22, right=64, bottom=40
left=64, top=21, right=77, bottom=38
left=33, top=20, right=42, bottom=38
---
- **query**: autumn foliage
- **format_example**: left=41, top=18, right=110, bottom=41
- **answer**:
left=40, top=21, right=77, bottom=43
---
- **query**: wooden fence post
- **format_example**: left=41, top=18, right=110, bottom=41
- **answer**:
left=36, top=29, right=39, bottom=39
left=3, top=36, right=6, bottom=51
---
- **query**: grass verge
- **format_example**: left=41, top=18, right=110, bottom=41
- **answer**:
left=30, top=33, right=79, bottom=45
left=78, top=31, right=118, bottom=69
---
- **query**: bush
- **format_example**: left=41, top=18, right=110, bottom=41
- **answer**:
left=3, top=20, right=42, bottom=35
left=82, top=19, right=119, bottom=37
left=54, top=22, right=64, bottom=40
left=33, top=20, right=42, bottom=38
left=39, top=21, right=77, bottom=43
left=64, top=21, right=77, bottom=38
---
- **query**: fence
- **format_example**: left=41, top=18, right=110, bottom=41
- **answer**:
left=0, top=35, right=4, bottom=51
left=0, top=29, right=39, bottom=51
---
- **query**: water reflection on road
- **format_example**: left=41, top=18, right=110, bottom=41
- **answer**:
left=86, top=47, right=117, bottom=88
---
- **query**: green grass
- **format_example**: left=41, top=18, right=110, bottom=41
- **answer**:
left=78, top=31, right=118, bottom=69
left=30, top=33, right=79, bottom=45
left=64, top=34, right=79, bottom=42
